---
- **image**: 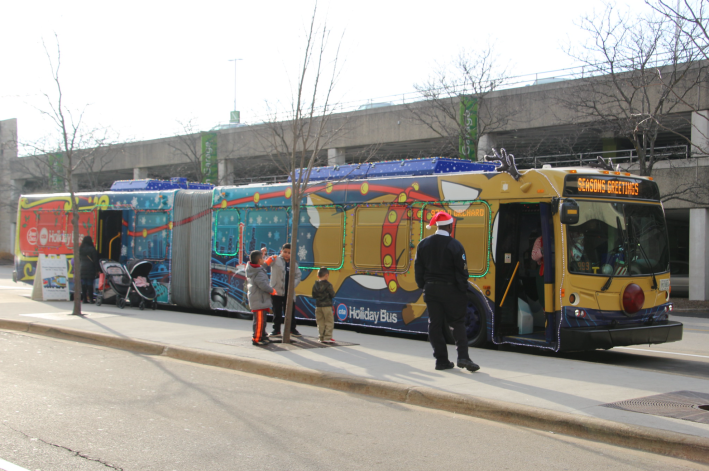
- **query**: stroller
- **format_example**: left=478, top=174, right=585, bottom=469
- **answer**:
left=95, top=259, right=131, bottom=307
left=123, top=259, right=158, bottom=310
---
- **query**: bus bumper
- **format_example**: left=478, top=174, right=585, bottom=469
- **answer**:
left=559, top=321, right=683, bottom=351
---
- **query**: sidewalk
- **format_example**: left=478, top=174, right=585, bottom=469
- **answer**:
left=1, top=268, right=709, bottom=453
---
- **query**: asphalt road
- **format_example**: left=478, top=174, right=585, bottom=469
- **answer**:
left=1, top=332, right=708, bottom=471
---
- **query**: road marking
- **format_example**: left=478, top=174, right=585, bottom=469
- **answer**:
left=0, top=458, right=31, bottom=471
left=616, top=347, right=709, bottom=359
left=0, top=286, right=31, bottom=290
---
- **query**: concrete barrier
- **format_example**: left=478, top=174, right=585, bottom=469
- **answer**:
left=2, top=320, right=709, bottom=464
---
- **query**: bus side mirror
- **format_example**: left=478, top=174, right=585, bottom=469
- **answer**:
left=560, top=199, right=579, bottom=225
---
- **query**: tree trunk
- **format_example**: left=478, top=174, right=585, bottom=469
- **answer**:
left=67, top=166, right=82, bottom=316
left=282, top=185, right=300, bottom=344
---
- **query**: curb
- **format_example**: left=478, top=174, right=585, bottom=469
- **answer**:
left=2, top=319, right=709, bottom=464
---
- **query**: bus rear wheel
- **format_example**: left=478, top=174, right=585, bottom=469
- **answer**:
left=466, top=295, right=488, bottom=348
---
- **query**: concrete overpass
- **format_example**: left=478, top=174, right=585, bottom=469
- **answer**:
left=2, top=64, right=709, bottom=299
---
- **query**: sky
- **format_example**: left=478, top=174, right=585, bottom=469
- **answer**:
left=0, top=0, right=651, bottom=150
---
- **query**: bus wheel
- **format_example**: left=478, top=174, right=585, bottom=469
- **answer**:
left=466, top=296, right=487, bottom=348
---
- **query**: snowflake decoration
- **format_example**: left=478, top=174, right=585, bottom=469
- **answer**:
left=230, top=215, right=235, bottom=222
left=222, top=236, right=226, bottom=242
left=301, top=216, right=306, bottom=223
left=306, top=232, right=312, bottom=240
left=131, top=197, right=139, bottom=207
left=148, top=241, right=153, bottom=247
left=273, top=216, right=279, bottom=223
left=140, top=216, right=146, bottom=224
left=121, top=245, right=127, bottom=256
left=268, top=232, right=272, bottom=238
left=298, top=245, right=308, bottom=261
left=154, top=194, right=161, bottom=203
left=256, top=215, right=263, bottom=224
left=274, top=231, right=281, bottom=241
left=137, top=245, right=142, bottom=252
left=249, top=217, right=253, bottom=224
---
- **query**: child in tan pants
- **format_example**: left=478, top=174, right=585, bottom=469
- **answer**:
left=311, top=267, right=336, bottom=343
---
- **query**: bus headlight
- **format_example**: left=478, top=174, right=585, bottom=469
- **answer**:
left=622, top=283, right=645, bottom=314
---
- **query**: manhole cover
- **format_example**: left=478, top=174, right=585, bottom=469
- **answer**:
left=601, top=391, right=709, bottom=424
left=210, top=336, right=358, bottom=351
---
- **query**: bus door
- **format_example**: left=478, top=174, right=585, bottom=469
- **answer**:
left=494, top=203, right=549, bottom=345
left=97, top=210, right=123, bottom=261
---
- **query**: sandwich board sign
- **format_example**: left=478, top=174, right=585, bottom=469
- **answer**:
left=31, top=254, right=70, bottom=301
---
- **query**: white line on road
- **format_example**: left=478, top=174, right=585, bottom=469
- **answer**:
left=0, top=457, right=31, bottom=471
left=616, top=347, right=709, bottom=359
left=0, top=287, right=31, bottom=290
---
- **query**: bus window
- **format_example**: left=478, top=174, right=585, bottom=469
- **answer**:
left=214, top=209, right=240, bottom=256
left=422, top=203, right=490, bottom=275
left=243, top=209, right=288, bottom=257
left=298, top=206, right=344, bottom=268
left=353, top=206, right=410, bottom=271
left=134, top=210, right=170, bottom=260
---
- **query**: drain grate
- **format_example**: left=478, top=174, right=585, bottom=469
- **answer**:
left=210, top=336, right=358, bottom=351
left=601, top=391, right=709, bottom=424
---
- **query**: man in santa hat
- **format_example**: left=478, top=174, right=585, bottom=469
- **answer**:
left=414, top=211, right=480, bottom=372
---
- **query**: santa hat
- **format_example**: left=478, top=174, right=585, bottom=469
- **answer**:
left=426, top=211, right=454, bottom=229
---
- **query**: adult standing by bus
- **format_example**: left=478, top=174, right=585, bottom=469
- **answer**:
left=415, top=211, right=480, bottom=372
left=79, top=236, right=98, bottom=304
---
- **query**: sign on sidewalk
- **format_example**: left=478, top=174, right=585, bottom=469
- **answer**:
left=31, top=254, right=70, bottom=301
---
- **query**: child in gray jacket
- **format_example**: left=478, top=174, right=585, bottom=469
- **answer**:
left=247, top=250, right=277, bottom=345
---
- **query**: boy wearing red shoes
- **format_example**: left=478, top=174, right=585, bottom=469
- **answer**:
left=246, top=250, right=277, bottom=345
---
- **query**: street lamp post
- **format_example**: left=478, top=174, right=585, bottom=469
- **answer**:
left=228, top=58, right=242, bottom=124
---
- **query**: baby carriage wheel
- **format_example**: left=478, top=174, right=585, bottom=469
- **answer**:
left=139, top=300, right=145, bottom=311
left=96, top=296, right=102, bottom=307
left=152, top=300, right=157, bottom=310
left=118, top=297, right=126, bottom=309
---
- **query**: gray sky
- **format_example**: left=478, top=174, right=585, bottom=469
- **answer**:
left=1, top=0, right=648, bottom=149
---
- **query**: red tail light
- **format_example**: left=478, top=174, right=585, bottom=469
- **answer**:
left=622, top=283, right=645, bottom=314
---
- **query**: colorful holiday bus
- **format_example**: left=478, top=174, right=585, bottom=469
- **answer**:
left=13, top=157, right=682, bottom=352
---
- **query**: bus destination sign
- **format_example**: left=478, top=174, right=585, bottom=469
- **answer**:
left=563, top=174, right=660, bottom=200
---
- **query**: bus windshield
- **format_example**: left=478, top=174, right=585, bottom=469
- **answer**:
left=566, top=201, right=669, bottom=277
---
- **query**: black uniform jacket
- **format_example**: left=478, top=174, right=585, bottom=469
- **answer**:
left=414, top=233, right=469, bottom=294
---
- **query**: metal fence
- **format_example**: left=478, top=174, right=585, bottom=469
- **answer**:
left=515, top=145, right=689, bottom=169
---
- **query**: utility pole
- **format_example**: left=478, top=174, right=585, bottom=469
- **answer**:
left=228, top=58, right=242, bottom=124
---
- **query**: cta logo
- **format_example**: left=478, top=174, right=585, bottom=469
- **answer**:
left=27, top=228, right=37, bottom=245
left=336, top=303, right=348, bottom=321
left=39, top=228, right=49, bottom=246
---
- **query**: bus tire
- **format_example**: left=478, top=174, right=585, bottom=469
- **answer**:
left=466, top=295, right=488, bottom=348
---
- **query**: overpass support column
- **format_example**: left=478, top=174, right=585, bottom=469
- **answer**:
left=327, top=148, right=345, bottom=166
left=689, top=208, right=709, bottom=301
left=133, top=167, right=149, bottom=180
left=0, top=119, right=18, bottom=253
left=477, top=134, right=497, bottom=161
left=218, top=159, right=234, bottom=185
left=691, top=110, right=709, bottom=156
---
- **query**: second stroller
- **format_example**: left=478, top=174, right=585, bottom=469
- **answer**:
left=123, top=259, right=158, bottom=310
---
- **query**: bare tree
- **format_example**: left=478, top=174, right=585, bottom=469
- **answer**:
left=562, top=3, right=707, bottom=175
left=647, top=0, right=709, bottom=61
left=407, top=46, right=514, bottom=160
left=256, top=5, right=344, bottom=344
left=35, top=36, right=104, bottom=315
left=165, top=120, right=213, bottom=183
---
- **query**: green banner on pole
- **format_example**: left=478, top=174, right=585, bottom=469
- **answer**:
left=201, top=132, right=218, bottom=184
left=48, top=153, right=65, bottom=191
left=459, top=96, right=478, bottom=160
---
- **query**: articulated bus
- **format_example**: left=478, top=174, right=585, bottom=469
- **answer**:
left=13, top=157, right=682, bottom=352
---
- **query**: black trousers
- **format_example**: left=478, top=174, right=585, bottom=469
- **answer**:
left=81, top=278, right=94, bottom=302
left=423, top=283, right=470, bottom=363
left=271, top=295, right=297, bottom=332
